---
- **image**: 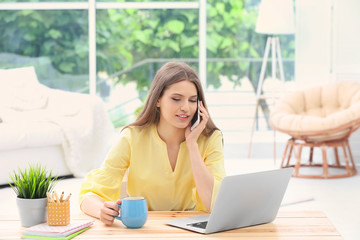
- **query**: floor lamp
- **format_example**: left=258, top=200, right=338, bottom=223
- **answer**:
left=248, top=0, right=295, bottom=158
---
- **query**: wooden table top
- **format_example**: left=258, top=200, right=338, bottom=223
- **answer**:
left=0, top=211, right=342, bottom=239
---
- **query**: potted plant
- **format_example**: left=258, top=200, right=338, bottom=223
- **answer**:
left=9, top=163, right=58, bottom=227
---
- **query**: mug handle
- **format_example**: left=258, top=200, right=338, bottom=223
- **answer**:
left=114, top=203, right=122, bottom=220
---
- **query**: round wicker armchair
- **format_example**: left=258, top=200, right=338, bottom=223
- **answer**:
left=270, top=81, right=360, bottom=178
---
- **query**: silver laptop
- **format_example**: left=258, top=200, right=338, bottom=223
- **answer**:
left=167, top=168, right=293, bottom=234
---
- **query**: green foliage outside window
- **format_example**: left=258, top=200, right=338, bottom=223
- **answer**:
left=0, top=0, right=294, bottom=91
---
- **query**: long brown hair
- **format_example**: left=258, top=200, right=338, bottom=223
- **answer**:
left=126, top=62, right=219, bottom=136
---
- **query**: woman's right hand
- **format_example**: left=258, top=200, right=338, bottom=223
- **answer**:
left=100, top=199, right=122, bottom=226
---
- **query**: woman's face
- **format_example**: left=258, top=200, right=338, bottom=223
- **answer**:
left=156, top=80, right=198, bottom=130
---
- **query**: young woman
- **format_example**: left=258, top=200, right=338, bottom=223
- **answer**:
left=79, top=62, right=226, bottom=226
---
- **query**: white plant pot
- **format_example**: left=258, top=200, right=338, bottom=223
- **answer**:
left=16, top=197, right=47, bottom=227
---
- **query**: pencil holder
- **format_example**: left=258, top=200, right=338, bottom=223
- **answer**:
left=47, top=201, right=70, bottom=226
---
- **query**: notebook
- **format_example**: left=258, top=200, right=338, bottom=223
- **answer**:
left=167, top=168, right=293, bottom=234
left=21, top=227, right=89, bottom=240
left=22, top=220, right=94, bottom=238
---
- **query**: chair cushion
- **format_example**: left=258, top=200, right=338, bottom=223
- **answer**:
left=270, top=81, right=360, bottom=141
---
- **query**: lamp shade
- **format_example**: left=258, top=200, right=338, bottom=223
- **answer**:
left=255, top=0, right=295, bottom=35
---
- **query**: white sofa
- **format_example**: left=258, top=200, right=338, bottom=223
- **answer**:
left=0, top=67, right=114, bottom=185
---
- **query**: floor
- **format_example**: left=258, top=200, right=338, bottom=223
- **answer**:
left=1, top=134, right=359, bottom=240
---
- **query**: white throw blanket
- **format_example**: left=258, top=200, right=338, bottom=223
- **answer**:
left=45, top=88, right=115, bottom=177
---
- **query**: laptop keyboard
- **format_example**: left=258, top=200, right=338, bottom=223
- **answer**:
left=187, top=221, right=208, bottom=229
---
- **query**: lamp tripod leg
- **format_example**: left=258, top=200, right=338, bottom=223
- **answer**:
left=256, top=37, right=272, bottom=97
left=248, top=36, right=271, bottom=158
left=275, top=37, right=285, bottom=83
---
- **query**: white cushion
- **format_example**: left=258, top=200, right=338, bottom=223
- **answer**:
left=0, top=66, right=48, bottom=110
left=0, top=66, right=39, bottom=88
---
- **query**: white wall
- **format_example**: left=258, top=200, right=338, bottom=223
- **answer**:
left=296, top=0, right=360, bottom=83
left=295, top=0, right=333, bottom=84
left=333, top=0, right=360, bottom=81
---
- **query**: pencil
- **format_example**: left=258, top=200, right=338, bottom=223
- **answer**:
left=59, top=191, right=64, bottom=202
left=46, top=192, right=51, bottom=202
left=48, top=192, right=54, bottom=203
left=55, top=190, right=60, bottom=203
left=65, top=193, right=72, bottom=202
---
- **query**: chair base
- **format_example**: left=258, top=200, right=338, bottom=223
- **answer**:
left=281, top=137, right=357, bottom=179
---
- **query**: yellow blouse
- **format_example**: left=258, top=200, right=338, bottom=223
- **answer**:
left=79, top=124, right=226, bottom=211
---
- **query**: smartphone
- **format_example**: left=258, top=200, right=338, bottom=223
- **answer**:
left=190, top=100, right=200, bottom=131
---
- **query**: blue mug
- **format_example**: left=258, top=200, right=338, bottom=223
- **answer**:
left=115, top=196, right=148, bottom=228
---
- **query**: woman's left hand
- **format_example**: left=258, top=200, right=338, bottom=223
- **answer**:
left=185, top=101, right=209, bottom=144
